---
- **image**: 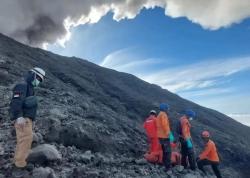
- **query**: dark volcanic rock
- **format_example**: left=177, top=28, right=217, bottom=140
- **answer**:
left=32, top=132, right=43, bottom=145
left=58, top=122, right=102, bottom=152
left=32, top=167, right=57, bottom=178
left=78, top=150, right=95, bottom=163
left=27, top=144, right=62, bottom=165
left=0, top=33, right=249, bottom=177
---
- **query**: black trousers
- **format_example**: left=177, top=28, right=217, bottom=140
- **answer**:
left=180, top=138, right=196, bottom=170
left=197, top=159, right=222, bottom=178
left=159, top=138, right=171, bottom=170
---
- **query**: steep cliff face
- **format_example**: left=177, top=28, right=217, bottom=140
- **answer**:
left=0, top=33, right=250, bottom=177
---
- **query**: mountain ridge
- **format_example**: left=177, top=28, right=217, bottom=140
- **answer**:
left=0, top=33, right=250, bottom=177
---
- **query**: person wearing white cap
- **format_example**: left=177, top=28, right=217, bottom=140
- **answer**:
left=9, top=67, right=45, bottom=171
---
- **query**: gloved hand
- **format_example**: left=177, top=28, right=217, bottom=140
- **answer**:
left=169, top=131, right=174, bottom=143
left=16, top=117, right=26, bottom=128
left=186, top=138, right=193, bottom=148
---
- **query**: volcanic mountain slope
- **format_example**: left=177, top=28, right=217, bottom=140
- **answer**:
left=0, top=33, right=250, bottom=178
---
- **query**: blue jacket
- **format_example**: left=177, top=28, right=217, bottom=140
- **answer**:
left=9, top=72, right=38, bottom=121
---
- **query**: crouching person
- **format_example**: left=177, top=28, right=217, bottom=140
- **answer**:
left=144, top=150, right=162, bottom=164
left=171, top=142, right=181, bottom=166
left=9, top=67, right=45, bottom=170
left=143, top=110, right=163, bottom=164
left=197, top=131, right=222, bottom=178
left=144, top=142, right=181, bottom=166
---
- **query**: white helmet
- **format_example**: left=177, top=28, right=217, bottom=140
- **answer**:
left=150, top=110, right=157, bottom=115
left=31, top=67, right=45, bottom=82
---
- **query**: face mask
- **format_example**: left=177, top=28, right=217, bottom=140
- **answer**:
left=32, top=79, right=40, bottom=87
left=189, top=117, right=193, bottom=121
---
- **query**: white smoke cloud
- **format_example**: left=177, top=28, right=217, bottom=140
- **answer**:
left=0, top=0, right=249, bottom=47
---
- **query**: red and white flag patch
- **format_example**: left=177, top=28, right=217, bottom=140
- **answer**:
left=13, top=92, right=21, bottom=98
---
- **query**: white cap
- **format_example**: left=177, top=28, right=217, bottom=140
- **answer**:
left=31, top=67, right=45, bottom=82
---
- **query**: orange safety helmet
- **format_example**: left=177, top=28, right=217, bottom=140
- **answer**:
left=202, top=131, right=210, bottom=138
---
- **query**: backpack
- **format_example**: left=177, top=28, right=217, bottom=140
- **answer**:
left=9, top=83, right=28, bottom=120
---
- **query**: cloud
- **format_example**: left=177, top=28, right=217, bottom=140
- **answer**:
left=179, top=87, right=234, bottom=98
left=142, top=56, right=250, bottom=92
left=228, top=113, right=250, bottom=126
left=164, top=0, right=250, bottom=30
left=101, top=49, right=250, bottom=93
left=101, top=47, right=165, bottom=74
left=0, top=0, right=250, bottom=47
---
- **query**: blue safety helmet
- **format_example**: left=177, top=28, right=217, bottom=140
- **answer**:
left=159, top=103, right=169, bottom=111
left=184, top=109, right=196, bottom=119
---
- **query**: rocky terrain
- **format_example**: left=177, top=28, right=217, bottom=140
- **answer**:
left=0, top=33, right=250, bottom=178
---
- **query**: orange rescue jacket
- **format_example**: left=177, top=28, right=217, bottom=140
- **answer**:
left=156, top=111, right=170, bottom=138
left=143, top=115, right=157, bottom=138
left=180, top=116, right=191, bottom=140
left=199, top=140, right=220, bottom=162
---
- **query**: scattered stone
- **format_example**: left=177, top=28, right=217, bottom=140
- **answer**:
left=182, top=173, right=198, bottom=178
left=33, top=132, right=43, bottom=145
left=28, top=144, right=62, bottom=165
left=85, top=170, right=100, bottom=178
left=32, top=167, right=57, bottom=178
left=80, top=150, right=95, bottom=164
left=71, top=166, right=87, bottom=177
left=49, top=108, right=67, bottom=119
left=135, top=158, right=147, bottom=165
left=175, top=165, right=184, bottom=172
left=0, top=145, right=4, bottom=156
left=26, top=163, right=35, bottom=172
left=11, top=168, right=30, bottom=178
left=166, top=169, right=173, bottom=176
left=0, top=59, right=6, bottom=64
left=120, top=157, right=134, bottom=163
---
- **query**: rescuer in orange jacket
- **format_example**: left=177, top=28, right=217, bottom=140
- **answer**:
left=144, top=142, right=181, bottom=166
left=197, top=131, right=222, bottom=178
left=156, top=103, right=171, bottom=170
left=143, top=110, right=159, bottom=153
left=143, top=110, right=162, bottom=164
left=177, top=109, right=196, bottom=170
left=171, top=142, right=181, bottom=166
left=144, top=150, right=163, bottom=164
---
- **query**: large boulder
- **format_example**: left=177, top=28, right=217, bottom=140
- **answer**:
left=28, top=144, right=62, bottom=165
left=36, top=117, right=62, bottom=142
left=58, top=123, right=100, bottom=152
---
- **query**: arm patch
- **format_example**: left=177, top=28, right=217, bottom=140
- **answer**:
left=13, top=92, right=21, bottom=98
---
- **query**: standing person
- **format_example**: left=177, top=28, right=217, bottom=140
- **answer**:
left=156, top=103, right=171, bottom=171
left=178, top=109, right=196, bottom=170
left=197, top=131, right=222, bottom=178
left=9, top=67, right=45, bottom=170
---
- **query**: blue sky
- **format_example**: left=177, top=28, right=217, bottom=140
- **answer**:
left=48, top=8, right=250, bottom=126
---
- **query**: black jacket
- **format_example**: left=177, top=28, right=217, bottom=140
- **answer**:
left=9, top=72, right=38, bottom=121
